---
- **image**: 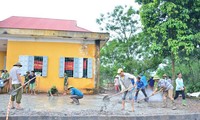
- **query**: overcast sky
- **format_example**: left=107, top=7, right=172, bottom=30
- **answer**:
left=0, top=0, right=140, bottom=32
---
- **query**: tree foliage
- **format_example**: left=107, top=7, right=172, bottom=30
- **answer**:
left=97, top=1, right=199, bottom=92
left=136, top=0, right=200, bottom=80
left=97, top=5, right=161, bottom=86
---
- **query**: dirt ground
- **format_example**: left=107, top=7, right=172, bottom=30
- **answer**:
left=0, top=91, right=199, bottom=117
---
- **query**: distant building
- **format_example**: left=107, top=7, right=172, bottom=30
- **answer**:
left=0, top=16, right=109, bottom=93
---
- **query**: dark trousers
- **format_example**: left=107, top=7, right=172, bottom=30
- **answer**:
left=174, top=90, right=185, bottom=100
left=135, top=88, right=147, bottom=100
left=70, top=95, right=83, bottom=103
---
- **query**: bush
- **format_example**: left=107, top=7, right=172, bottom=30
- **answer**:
left=186, top=83, right=200, bottom=93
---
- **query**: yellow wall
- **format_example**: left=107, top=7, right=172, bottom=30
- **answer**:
left=0, top=51, right=6, bottom=70
left=6, top=41, right=96, bottom=93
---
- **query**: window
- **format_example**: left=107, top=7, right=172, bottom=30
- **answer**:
left=19, top=55, right=48, bottom=76
left=65, top=58, right=74, bottom=77
left=59, top=57, right=92, bottom=78
left=83, top=58, right=87, bottom=78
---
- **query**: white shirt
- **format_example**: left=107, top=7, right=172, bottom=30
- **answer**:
left=9, top=66, right=21, bottom=84
left=119, top=73, right=136, bottom=89
left=114, top=78, right=119, bottom=85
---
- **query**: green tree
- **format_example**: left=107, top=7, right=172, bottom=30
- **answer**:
left=135, top=0, right=200, bottom=81
left=97, top=5, right=163, bottom=86
left=97, top=5, right=140, bottom=78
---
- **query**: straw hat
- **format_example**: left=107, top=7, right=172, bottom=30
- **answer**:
left=163, top=74, right=167, bottom=77
left=153, top=75, right=160, bottom=80
left=13, top=62, right=22, bottom=67
left=68, top=85, right=73, bottom=90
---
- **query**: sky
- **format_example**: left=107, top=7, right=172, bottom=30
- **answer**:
left=0, top=0, right=140, bottom=32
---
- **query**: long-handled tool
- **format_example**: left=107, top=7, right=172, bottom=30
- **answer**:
left=137, top=88, right=163, bottom=103
left=9, top=77, right=36, bottom=96
left=103, top=87, right=134, bottom=101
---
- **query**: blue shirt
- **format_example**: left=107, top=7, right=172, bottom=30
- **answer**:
left=70, top=88, right=84, bottom=97
left=131, top=79, right=135, bottom=85
left=136, top=81, right=145, bottom=89
left=141, top=75, right=148, bottom=87
left=148, top=77, right=154, bottom=87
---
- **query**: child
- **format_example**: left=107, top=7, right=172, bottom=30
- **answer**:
left=135, top=76, right=148, bottom=102
left=114, top=75, right=120, bottom=93
left=48, top=86, right=58, bottom=96
left=29, top=71, right=36, bottom=95
left=174, top=72, right=186, bottom=106
left=24, top=71, right=30, bottom=93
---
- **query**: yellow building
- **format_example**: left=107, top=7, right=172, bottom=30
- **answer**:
left=0, top=16, right=109, bottom=93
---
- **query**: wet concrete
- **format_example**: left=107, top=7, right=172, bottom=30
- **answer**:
left=0, top=90, right=200, bottom=120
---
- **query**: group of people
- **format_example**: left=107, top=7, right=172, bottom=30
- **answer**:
left=7, top=62, right=84, bottom=110
left=114, top=68, right=186, bottom=112
left=24, top=71, right=36, bottom=95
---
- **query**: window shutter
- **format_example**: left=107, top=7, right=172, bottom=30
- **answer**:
left=87, top=58, right=93, bottom=78
left=19, top=55, right=29, bottom=76
left=28, top=56, right=34, bottom=71
left=59, top=57, right=65, bottom=77
left=42, top=56, right=48, bottom=77
left=73, top=58, right=79, bottom=78
left=78, top=58, right=83, bottom=78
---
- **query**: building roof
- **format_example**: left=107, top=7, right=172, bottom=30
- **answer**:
left=0, top=16, right=91, bottom=32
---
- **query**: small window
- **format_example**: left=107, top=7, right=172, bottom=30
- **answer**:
left=59, top=57, right=92, bottom=78
left=64, top=58, right=74, bottom=77
left=34, top=56, right=43, bottom=76
left=83, top=58, right=88, bottom=78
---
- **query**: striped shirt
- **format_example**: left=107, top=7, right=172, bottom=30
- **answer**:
left=157, top=79, right=173, bottom=91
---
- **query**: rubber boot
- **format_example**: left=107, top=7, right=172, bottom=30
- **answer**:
left=182, top=100, right=187, bottom=106
left=162, top=99, right=167, bottom=108
left=172, top=101, right=177, bottom=110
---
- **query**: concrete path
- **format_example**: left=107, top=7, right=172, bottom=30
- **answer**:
left=0, top=92, right=200, bottom=120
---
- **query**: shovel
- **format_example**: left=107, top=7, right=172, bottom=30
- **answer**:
left=9, top=77, right=36, bottom=96
left=103, top=87, right=134, bottom=101
left=137, top=88, right=163, bottom=103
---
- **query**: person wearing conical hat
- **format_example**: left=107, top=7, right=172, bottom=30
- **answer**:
left=152, top=75, right=176, bottom=110
left=68, top=86, right=83, bottom=105
left=48, top=85, right=58, bottom=96
left=9, top=62, right=23, bottom=110
left=162, top=74, right=172, bottom=84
